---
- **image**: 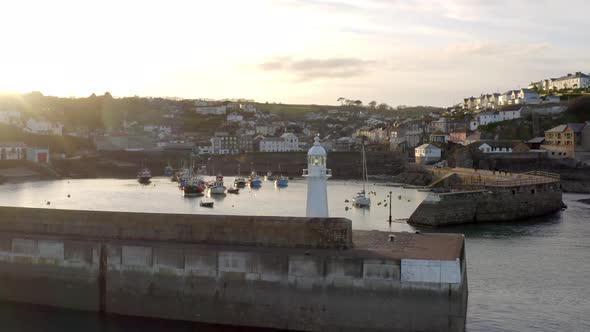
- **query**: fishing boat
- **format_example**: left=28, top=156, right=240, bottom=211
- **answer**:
left=352, top=144, right=371, bottom=208
left=274, top=164, right=288, bottom=187
left=183, top=180, right=205, bottom=196
left=249, top=171, right=263, bottom=188
left=137, top=166, right=152, bottom=184
left=181, top=161, right=205, bottom=196
left=234, top=164, right=247, bottom=187
left=228, top=187, right=240, bottom=194
left=199, top=201, right=214, bottom=208
left=275, top=176, right=289, bottom=187
left=209, top=175, right=227, bottom=195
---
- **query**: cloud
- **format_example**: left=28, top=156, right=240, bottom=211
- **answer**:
left=258, top=56, right=375, bottom=81
left=388, top=41, right=554, bottom=72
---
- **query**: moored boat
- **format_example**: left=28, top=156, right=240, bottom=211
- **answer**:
left=266, top=171, right=277, bottom=181
left=275, top=176, right=289, bottom=187
left=249, top=171, right=262, bottom=188
left=352, top=144, right=371, bottom=208
left=228, top=187, right=240, bottom=194
left=208, top=175, right=227, bottom=195
left=164, top=164, right=174, bottom=177
left=137, top=167, right=152, bottom=184
left=183, top=178, right=205, bottom=196
left=274, top=164, right=288, bottom=187
left=199, top=201, right=214, bottom=208
left=234, top=177, right=247, bottom=187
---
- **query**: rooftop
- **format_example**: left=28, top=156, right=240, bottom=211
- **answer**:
left=0, top=142, right=27, bottom=148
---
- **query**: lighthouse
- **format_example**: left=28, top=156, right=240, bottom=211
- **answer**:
left=303, top=136, right=332, bottom=217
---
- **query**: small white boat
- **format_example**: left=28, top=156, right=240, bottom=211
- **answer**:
left=208, top=175, right=227, bottom=195
left=234, top=177, right=247, bottom=187
left=352, top=190, right=371, bottom=207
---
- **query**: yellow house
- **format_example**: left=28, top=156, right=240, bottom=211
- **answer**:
left=544, top=123, right=585, bottom=146
left=542, top=123, right=586, bottom=158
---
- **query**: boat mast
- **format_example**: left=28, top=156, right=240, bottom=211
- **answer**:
left=362, top=144, right=367, bottom=193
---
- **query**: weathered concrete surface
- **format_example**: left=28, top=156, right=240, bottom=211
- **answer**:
left=0, top=207, right=351, bottom=249
left=0, top=208, right=468, bottom=332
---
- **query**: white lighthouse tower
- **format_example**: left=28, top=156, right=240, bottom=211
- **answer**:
left=303, top=136, right=332, bottom=217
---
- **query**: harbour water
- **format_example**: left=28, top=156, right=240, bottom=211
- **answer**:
left=0, top=177, right=589, bottom=331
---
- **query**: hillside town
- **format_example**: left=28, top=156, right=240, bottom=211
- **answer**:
left=1, top=71, right=590, bottom=177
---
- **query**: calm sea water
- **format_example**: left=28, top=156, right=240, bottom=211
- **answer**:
left=0, top=177, right=589, bottom=332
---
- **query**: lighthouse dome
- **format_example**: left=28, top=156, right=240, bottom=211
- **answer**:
left=307, top=136, right=327, bottom=156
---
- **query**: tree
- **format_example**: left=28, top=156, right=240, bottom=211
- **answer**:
left=337, top=97, right=346, bottom=106
left=377, top=103, right=390, bottom=112
left=567, top=95, right=590, bottom=121
left=353, top=100, right=363, bottom=107
left=368, top=101, right=377, bottom=109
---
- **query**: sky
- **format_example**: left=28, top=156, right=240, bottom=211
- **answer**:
left=1, top=0, right=589, bottom=107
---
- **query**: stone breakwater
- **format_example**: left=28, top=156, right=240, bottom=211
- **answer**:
left=409, top=168, right=563, bottom=226
left=0, top=206, right=467, bottom=332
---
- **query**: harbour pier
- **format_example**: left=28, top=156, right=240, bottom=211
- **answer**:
left=0, top=206, right=467, bottom=332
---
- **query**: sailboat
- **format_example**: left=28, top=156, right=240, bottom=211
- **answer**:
left=352, top=144, right=371, bottom=207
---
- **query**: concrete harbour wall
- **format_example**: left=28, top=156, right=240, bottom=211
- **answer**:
left=0, top=207, right=467, bottom=331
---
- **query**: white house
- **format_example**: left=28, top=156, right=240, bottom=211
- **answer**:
left=548, top=72, right=590, bottom=90
left=281, top=132, right=299, bottom=151
left=226, top=112, right=244, bottom=123
left=196, top=105, right=227, bottom=115
left=255, top=124, right=281, bottom=136
left=499, top=90, right=518, bottom=106
left=0, top=142, right=27, bottom=160
left=143, top=125, right=172, bottom=139
left=414, top=144, right=441, bottom=165
left=24, top=118, right=63, bottom=135
left=242, top=104, right=257, bottom=113
left=476, top=143, right=514, bottom=154
left=476, top=111, right=501, bottom=126
left=515, top=89, right=541, bottom=104
left=259, top=137, right=287, bottom=152
left=0, top=110, right=21, bottom=125
left=474, top=141, right=528, bottom=154
left=498, top=108, right=521, bottom=121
